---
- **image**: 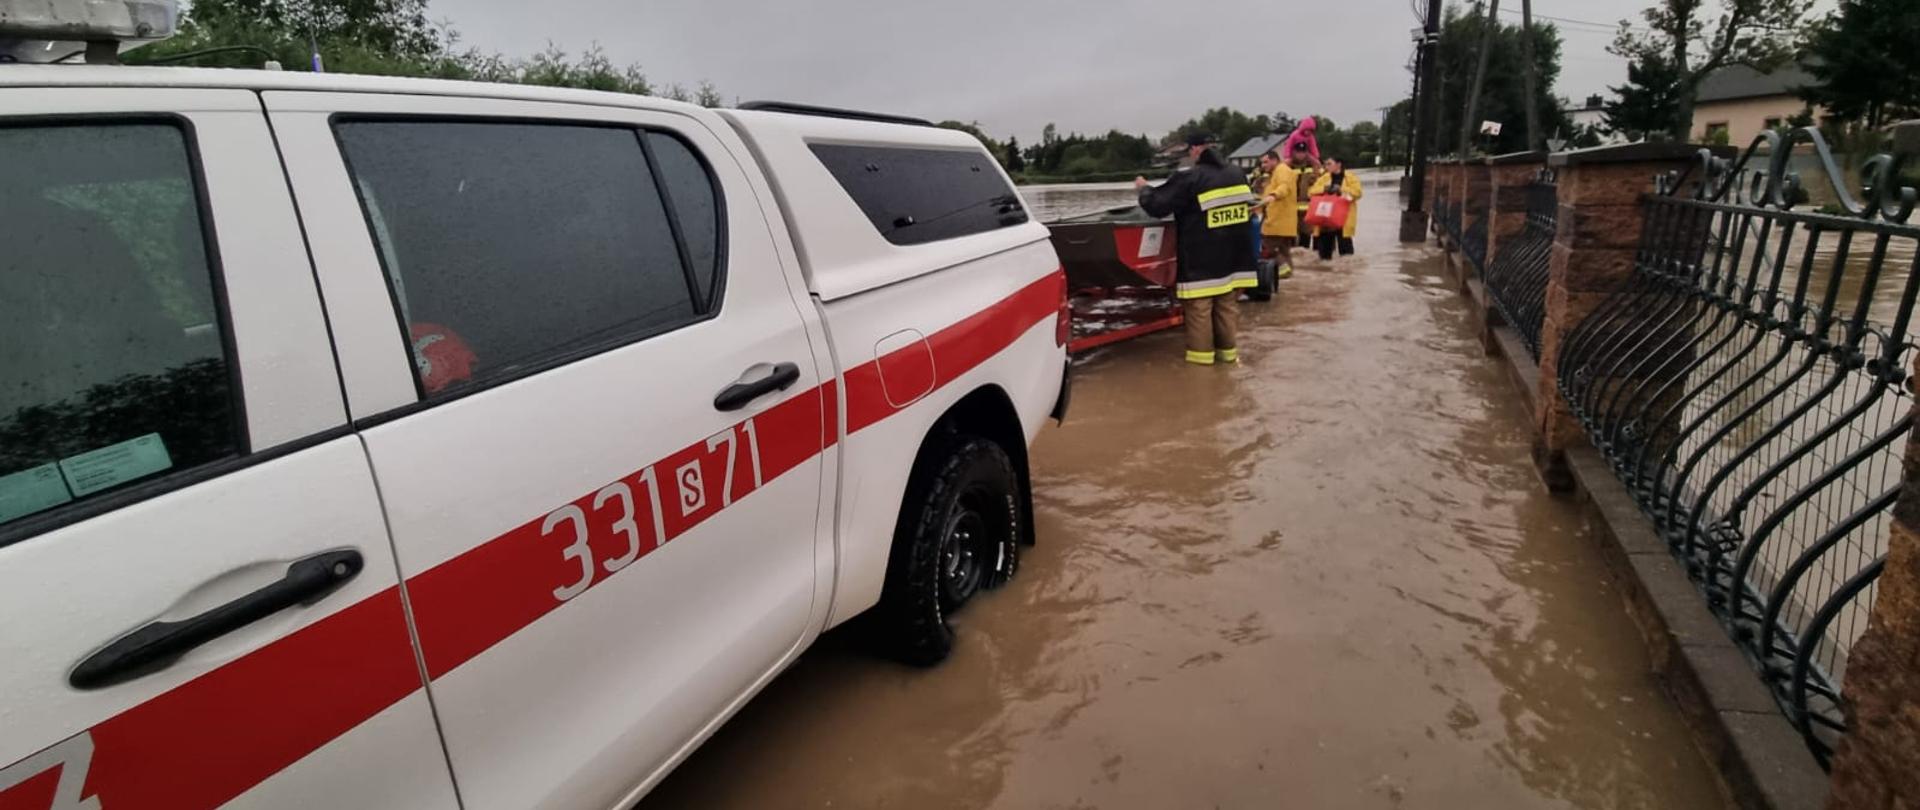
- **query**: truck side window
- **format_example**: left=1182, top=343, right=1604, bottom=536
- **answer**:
left=809, top=144, right=1028, bottom=246
left=0, top=123, right=241, bottom=536
left=335, top=121, right=700, bottom=397
left=646, top=132, right=725, bottom=311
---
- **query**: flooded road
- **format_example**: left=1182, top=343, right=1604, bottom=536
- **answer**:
left=1019, top=181, right=1138, bottom=222
left=644, top=198, right=1730, bottom=809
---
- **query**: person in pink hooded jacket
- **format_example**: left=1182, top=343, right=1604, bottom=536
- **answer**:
left=1281, top=117, right=1320, bottom=164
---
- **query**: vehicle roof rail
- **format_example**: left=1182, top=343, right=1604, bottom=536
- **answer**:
left=736, top=101, right=934, bottom=128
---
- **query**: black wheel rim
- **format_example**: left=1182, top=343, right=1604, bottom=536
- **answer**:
left=939, top=492, right=991, bottom=609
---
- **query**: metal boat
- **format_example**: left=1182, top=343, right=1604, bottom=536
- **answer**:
left=1045, top=204, right=1181, bottom=353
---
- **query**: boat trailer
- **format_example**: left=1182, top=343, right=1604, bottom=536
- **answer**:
left=1045, top=206, right=1182, bottom=354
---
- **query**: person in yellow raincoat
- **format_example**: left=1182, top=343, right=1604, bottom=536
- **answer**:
left=1308, top=156, right=1364, bottom=260
left=1258, top=143, right=1322, bottom=279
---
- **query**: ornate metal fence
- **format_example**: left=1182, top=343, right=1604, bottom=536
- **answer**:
left=1432, top=165, right=1461, bottom=245
left=1461, top=209, right=1490, bottom=273
left=1483, top=169, right=1557, bottom=358
left=1446, top=195, right=1465, bottom=247
left=1555, top=129, right=1919, bottom=766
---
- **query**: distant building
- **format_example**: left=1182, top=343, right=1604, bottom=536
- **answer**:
left=1691, top=63, right=1825, bottom=147
left=1226, top=134, right=1284, bottom=170
left=1565, top=94, right=1628, bottom=146
left=1568, top=94, right=1606, bottom=131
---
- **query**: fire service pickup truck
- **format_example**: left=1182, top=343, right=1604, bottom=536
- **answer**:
left=0, top=11, right=1068, bottom=808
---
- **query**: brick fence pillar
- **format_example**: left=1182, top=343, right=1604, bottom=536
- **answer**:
left=1485, top=151, right=1547, bottom=264
left=1462, top=160, right=1493, bottom=274
left=1448, top=160, right=1468, bottom=242
left=1531, top=144, right=1702, bottom=490
left=1828, top=380, right=1920, bottom=808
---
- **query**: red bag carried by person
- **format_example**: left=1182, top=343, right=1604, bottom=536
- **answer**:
left=1304, top=194, right=1350, bottom=231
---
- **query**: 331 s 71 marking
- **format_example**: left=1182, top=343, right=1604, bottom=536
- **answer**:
left=540, top=417, right=765, bottom=603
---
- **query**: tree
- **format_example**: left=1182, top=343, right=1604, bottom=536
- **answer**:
left=1604, top=53, right=1687, bottom=140
left=177, top=0, right=441, bottom=58
left=1570, top=123, right=1608, bottom=148
left=1381, top=98, right=1416, bottom=164
left=1004, top=137, right=1027, bottom=173
left=520, top=44, right=649, bottom=94
left=1609, top=0, right=1812, bottom=140
left=1433, top=7, right=1572, bottom=154
left=1017, top=128, right=1156, bottom=178
left=695, top=81, right=724, bottom=108
left=935, top=120, right=1003, bottom=159
left=130, top=0, right=457, bottom=72
left=1348, top=120, right=1383, bottom=163
left=1800, top=0, right=1920, bottom=128
left=1314, top=116, right=1353, bottom=161
left=1459, top=0, right=1503, bottom=157
left=1271, top=111, right=1300, bottom=136
left=1167, top=107, right=1275, bottom=154
left=124, top=0, right=708, bottom=102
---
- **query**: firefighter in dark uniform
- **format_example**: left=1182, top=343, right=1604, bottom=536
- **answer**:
left=1134, top=132, right=1259, bottom=365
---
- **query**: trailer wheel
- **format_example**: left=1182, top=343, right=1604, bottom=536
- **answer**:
left=879, top=435, right=1022, bottom=666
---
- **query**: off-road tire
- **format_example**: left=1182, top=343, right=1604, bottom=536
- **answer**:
left=878, top=436, right=1023, bottom=666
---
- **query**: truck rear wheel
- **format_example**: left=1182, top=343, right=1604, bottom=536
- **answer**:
left=879, top=435, right=1022, bottom=666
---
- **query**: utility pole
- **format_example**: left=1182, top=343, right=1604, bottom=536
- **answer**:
left=1459, top=0, right=1499, bottom=158
left=1403, top=68, right=1418, bottom=168
left=1398, top=0, right=1443, bottom=242
left=1519, top=0, right=1543, bottom=152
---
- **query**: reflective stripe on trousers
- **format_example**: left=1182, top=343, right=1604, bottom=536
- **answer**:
left=1176, top=270, right=1258, bottom=299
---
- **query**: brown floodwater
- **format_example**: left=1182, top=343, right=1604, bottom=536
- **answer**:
left=642, top=199, right=1732, bottom=809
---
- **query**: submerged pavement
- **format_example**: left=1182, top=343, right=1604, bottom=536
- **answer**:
left=645, top=199, right=1731, bottom=809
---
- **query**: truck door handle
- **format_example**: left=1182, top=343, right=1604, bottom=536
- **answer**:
left=68, top=549, right=364, bottom=690
left=713, top=362, right=801, bottom=411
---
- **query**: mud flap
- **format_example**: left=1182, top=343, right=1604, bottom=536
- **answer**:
left=1051, top=359, right=1072, bottom=424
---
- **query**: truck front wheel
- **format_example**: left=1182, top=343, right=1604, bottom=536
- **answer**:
left=879, top=435, right=1022, bottom=666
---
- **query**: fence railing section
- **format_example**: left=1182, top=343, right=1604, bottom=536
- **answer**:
left=1447, top=197, right=1465, bottom=248
left=1483, top=169, right=1557, bottom=358
left=1554, top=129, right=1920, bottom=766
left=1434, top=171, right=1462, bottom=244
left=1461, top=209, right=1490, bottom=273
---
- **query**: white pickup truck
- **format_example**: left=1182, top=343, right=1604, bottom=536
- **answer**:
left=0, top=64, right=1068, bottom=809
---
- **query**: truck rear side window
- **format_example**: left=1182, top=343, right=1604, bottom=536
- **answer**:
left=336, top=121, right=714, bottom=398
left=0, top=122, right=240, bottom=533
left=809, top=144, right=1028, bottom=246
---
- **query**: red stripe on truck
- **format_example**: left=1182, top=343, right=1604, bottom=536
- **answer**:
left=83, top=589, right=422, bottom=809
left=7, top=269, right=1063, bottom=809
left=407, top=381, right=831, bottom=678
left=845, top=271, right=1064, bottom=433
left=0, top=768, right=60, bottom=810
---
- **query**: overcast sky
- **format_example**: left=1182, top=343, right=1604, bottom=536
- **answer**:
left=431, top=0, right=1663, bottom=143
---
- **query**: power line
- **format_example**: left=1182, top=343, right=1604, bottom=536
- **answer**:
left=1497, top=6, right=1646, bottom=33
left=1499, top=8, right=1616, bottom=29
